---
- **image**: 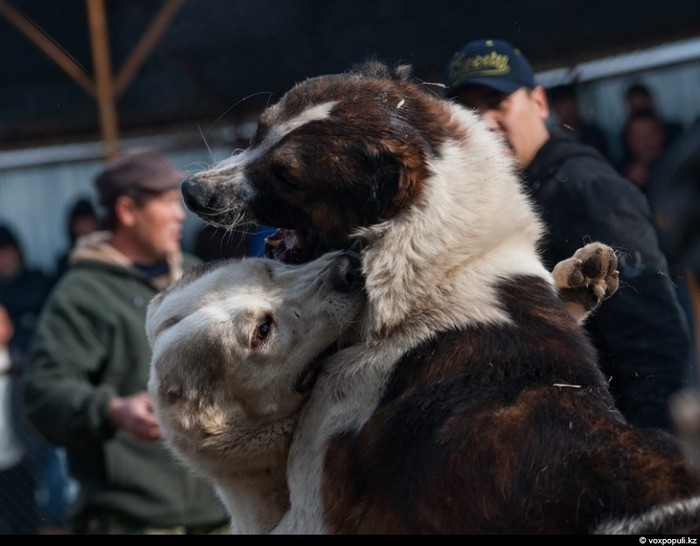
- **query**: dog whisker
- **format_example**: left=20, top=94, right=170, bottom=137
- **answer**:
left=201, top=91, right=275, bottom=137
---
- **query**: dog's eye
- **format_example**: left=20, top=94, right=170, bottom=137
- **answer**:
left=251, top=315, right=273, bottom=349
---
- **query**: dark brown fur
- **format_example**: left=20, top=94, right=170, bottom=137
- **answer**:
left=322, top=277, right=698, bottom=533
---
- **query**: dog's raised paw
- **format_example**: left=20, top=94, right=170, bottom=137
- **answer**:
left=552, top=242, right=619, bottom=322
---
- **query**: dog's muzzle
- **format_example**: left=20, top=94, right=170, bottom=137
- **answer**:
left=330, top=251, right=363, bottom=293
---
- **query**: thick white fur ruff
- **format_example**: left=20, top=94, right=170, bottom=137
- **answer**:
left=358, top=108, right=549, bottom=339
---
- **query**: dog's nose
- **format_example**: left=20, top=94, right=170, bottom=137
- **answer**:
left=181, top=175, right=213, bottom=214
left=330, top=252, right=363, bottom=292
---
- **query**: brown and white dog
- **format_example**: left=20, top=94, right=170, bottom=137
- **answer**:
left=179, top=61, right=700, bottom=534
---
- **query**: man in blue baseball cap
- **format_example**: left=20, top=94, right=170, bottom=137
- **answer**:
left=443, top=39, right=695, bottom=433
left=444, top=39, right=545, bottom=168
left=444, top=38, right=536, bottom=95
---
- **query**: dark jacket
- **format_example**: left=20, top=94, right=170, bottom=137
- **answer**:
left=523, top=128, right=694, bottom=431
left=0, top=268, right=51, bottom=357
left=22, top=231, right=228, bottom=529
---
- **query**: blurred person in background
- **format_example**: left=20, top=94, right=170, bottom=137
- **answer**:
left=0, top=303, right=39, bottom=534
left=0, top=223, right=69, bottom=533
left=547, top=82, right=610, bottom=160
left=618, top=81, right=684, bottom=167
left=22, top=148, right=229, bottom=534
left=617, top=111, right=696, bottom=346
left=618, top=109, right=669, bottom=193
left=53, top=197, right=101, bottom=284
left=0, top=224, right=52, bottom=356
left=648, top=116, right=700, bottom=360
left=649, top=117, right=700, bottom=472
left=443, top=38, right=694, bottom=432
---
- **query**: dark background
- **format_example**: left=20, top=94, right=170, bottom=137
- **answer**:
left=2, top=0, right=700, bottom=149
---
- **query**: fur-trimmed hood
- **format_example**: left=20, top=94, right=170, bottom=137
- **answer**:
left=70, top=230, right=184, bottom=290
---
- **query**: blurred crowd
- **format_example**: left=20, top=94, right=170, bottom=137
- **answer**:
left=546, top=78, right=699, bottom=351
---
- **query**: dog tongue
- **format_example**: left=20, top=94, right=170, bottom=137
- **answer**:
left=264, top=229, right=305, bottom=263
left=265, top=228, right=333, bottom=264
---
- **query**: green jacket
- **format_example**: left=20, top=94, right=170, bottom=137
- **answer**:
left=22, top=232, right=228, bottom=528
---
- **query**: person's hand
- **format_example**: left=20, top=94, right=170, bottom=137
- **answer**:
left=108, top=391, right=161, bottom=441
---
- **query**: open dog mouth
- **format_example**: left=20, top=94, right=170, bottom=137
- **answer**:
left=264, top=228, right=324, bottom=264
left=264, top=227, right=364, bottom=265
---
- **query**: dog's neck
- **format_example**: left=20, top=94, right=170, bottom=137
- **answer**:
left=357, top=106, right=551, bottom=341
left=216, top=471, right=290, bottom=534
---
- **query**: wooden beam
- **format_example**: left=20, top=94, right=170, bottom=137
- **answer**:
left=114, top=0, right=186, bottom=98
left=86, top=0, right=119, bottom=158
left=0, top=0, right=187, bottom=157
left=0, top=0, right=95, bottom=97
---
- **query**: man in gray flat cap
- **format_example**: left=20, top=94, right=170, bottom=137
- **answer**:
left=23, top=149, right=230, bottom=534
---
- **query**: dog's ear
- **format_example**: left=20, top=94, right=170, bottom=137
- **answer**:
left=359, top=148, right=401, bottom=220
left=352, top=59, right=414, bottom=82
left=360, top=132, right=431, bottom=219
left=392, top=64, right=413, bottom=81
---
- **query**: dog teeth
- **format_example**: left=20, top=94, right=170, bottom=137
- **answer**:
left=283, top=232, right=301, bottom=250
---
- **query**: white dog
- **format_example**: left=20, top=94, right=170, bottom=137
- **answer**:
left=146, top=251, right=364, bottom=533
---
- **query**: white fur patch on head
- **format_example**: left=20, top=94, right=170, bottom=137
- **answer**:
left=269, top=101, right=337, bottom=144
left=212, top=101, right=337, bottom=172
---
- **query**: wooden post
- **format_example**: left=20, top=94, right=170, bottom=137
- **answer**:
left=1, top=0, right=187, bottom=158
left=86, top=0, right=119, bottom=159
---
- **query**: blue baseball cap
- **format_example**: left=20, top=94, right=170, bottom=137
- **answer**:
left=444, top=39, right=536, bottom=97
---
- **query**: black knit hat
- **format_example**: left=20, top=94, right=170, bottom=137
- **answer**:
left=70, top=197, right=96, bottom=219
left=94, top=148, right=184, bottom=207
